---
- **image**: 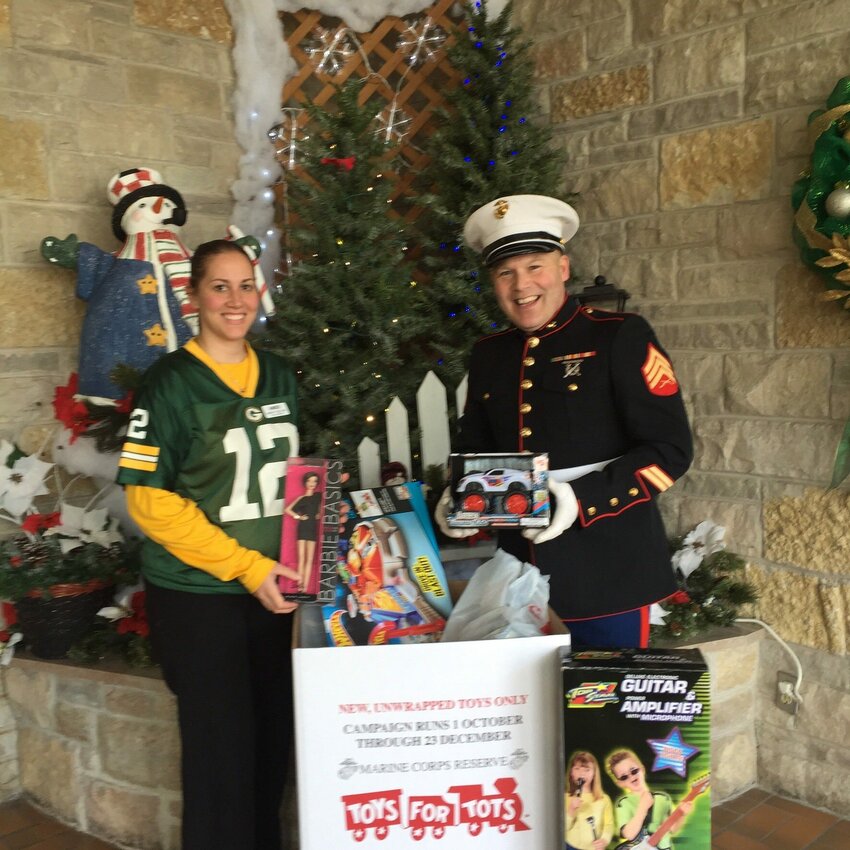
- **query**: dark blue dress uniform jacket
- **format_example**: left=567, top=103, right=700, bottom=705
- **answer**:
left=458, top=296, right=693, bottom=620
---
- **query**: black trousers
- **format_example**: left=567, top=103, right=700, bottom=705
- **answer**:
left=145, top=581, right=294, bottom=850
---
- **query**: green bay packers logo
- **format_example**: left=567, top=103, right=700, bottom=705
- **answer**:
left=245, top=406, right=263, bottom=423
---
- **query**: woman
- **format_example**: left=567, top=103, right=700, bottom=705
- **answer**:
left=565, top=751, right=614, bottom=850
left=284, top=471, right=322, bottom=592
left=607, top=750, right=692, bottom=850
left=117, top=239, right=300, bottom=850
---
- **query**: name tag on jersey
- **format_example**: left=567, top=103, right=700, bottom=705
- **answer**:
left=262, top=402, right=291, bottom=418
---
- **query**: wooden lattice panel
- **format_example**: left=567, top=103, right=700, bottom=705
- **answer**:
left=277, top=0, right=464, bottom=223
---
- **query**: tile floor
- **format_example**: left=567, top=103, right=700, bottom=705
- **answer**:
left=711, top=788, right=849, bottom=850
left=0, top=787, right=847, bottom=849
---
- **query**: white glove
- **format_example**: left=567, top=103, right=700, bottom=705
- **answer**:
left=434, top=486, right=479, bottom=539
left=522, top=479, right=578, bottom=544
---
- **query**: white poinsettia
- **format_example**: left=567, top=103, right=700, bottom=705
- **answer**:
left=44, top=503, right=124, bottom=553
left=672, top=520, right=726, bottom=580
left=97, top=604, right=131, bottom=622
left=97, top=583, right=142, bottom=622
left=0, top=632, right=22, bottom=667
left=649, top=603, right=670, bottom=626
left=0, top=451, right=54, bottom=518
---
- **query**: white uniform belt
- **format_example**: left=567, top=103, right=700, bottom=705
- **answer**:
left=549, top=456, right=619, bottom=483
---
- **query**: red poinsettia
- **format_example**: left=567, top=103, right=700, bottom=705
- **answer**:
left=116, top=591, right=149, bottom=638
left=52, top=373, right=94, bottom=442
left=53, top=373, right=134, bottom=439
left=20, top=511, right=61, bottom=534
left=2, top=602, right=17, bottom=628
left=667, top=590, right=692, bottom=606
left=320, top=156, right=356, bottom=171
left=115, top=391, right=135, bottom=414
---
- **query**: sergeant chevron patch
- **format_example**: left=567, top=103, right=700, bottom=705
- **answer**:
left=641, top=343, right=679, bottom=396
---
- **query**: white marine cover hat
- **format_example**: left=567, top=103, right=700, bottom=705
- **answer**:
left=463, top=194, right=580, bottom=266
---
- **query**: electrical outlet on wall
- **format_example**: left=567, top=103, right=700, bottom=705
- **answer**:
left=775, top=671, right=801, bottom=716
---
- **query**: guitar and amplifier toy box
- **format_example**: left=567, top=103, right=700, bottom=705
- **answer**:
left=447, top=452, right=550, bottom=529
left=561, top=648, right=711, bottom=850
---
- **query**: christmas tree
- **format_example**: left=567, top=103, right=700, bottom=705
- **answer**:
left=262, top=80, right=436, bottom=464
left=417, top=0, right=567, bottom=380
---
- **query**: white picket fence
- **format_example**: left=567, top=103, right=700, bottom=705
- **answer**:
left=356, top=370, right=468, bottom=487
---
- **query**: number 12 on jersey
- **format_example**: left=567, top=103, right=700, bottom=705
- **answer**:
left=220, top=423, right=298, bottom=522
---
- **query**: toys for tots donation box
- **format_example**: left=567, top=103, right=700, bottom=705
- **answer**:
left=293, top=610, right=569, bottom=848
left=562, top=648, right=711, bottom=850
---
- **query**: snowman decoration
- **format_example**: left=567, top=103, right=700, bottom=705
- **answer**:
left=39, top=168, right=274, bottom=532
left=41, top=167, right=273, bottom=402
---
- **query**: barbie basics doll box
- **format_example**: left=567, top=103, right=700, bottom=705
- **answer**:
left=561, top=648, right=711, bottom=850
left=279, top=457, right=344, bottom=603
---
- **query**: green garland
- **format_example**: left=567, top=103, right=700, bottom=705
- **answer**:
left=0, top=535, right=139, bottom=601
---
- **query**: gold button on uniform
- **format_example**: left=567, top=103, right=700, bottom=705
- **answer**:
left=546, top=321, right=557, bottom=328
left=567, top=383, right=578, bottom=391
left=523, top=357, right=535, bottom=366
left=609, top=497, right=619, bottom=507
left=628, top=488, right=639, bottom=497
left=520, top=427, right=532, bottom=437
left=482, top=392, right=490, bottom=400
left=521, top=379, right=533, bottom=390
left=527, top=337, right=540, bottom=348
left=519, top=403, right=532, bottom=414
left=587, top=506, right=597, bottom=516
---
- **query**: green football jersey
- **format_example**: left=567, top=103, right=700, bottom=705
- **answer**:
left=117, top=347, right=299, bottom=593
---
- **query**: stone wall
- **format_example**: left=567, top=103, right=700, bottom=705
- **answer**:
left=756, top=636, right=850, bottom=815
left=0, top=0, right=238, bottom=452
left=6, top=658, right=181, bottom=849
left=511, top=0, right=850, bottom=812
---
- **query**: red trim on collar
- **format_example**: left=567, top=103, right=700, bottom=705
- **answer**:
left=535, top=297, right=582, bottom=337
left=581, top=306, right=626, bottom=323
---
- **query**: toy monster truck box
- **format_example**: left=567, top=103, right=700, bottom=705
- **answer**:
left=447, top=452, right=549, bottom=529
left=561, top=648, right=711, bottom=850
left=292, top=595, right=570, bottom=848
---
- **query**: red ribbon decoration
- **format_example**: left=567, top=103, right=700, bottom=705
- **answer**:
left=320, top=156, right=356, bottom=171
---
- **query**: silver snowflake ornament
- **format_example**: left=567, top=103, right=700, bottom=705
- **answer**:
left=305, top=26, right=356, bottom=76
left=396, top=16, right=447, bottom=67
left=269, top=108, right=308, bottom=170
left=375, top=99, right=413, bottom=145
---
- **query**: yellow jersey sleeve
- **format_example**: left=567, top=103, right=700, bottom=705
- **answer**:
left=125, top=484, right=276, bottom=593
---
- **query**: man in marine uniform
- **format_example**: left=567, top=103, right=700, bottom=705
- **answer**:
left=438, top=194, right=693, bottom=649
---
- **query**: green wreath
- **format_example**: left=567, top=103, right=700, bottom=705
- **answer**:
left=791, top=76, right=850, bottom=486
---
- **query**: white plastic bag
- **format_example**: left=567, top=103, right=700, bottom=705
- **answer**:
left=442, top=548, right=551, bottom=641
